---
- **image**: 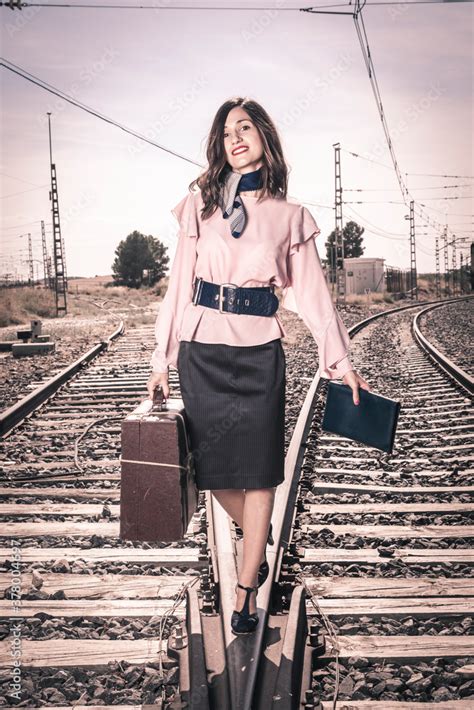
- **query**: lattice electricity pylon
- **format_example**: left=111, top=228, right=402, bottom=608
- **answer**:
left=451, top=236, right=457, bottom=296
left=333, top=142, right=346, bottom=303
left=443, top=226, right=449, bottom=296
left=46, top=255, right=53, bottom=290
left=41, top=220, right=49, bottom=288
left=408, top=201, right=417, bottom=300
left=61, top=235, right=68, bottom=291
left=28, top=233, right=34, bottom=285
left=435, top=231, right=441, bottom=299
left=50, top=163, right=67, bottom=315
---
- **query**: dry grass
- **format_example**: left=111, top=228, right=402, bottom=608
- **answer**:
left=344, top=292, right=395, bottom=306
left=1, top=273, right=443, bottom=329
left=0, top=277, right=167, bottom=328
left=0, top=287, right=57, bottom=327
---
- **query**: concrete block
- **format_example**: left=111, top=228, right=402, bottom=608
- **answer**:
left=16, top=330, right=32, bottom=341
left=11, top=342, right=55, bottom=357
left=30, top=319, right=42, bottom=337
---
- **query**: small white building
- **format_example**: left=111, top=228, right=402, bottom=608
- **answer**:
left=343, top=257, right=386, bottom=295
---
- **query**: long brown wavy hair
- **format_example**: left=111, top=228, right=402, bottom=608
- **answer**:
left=189, top=97, right=289, bottom=220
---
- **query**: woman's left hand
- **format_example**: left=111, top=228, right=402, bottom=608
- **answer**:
left=342, top=369, right=371, bottom=406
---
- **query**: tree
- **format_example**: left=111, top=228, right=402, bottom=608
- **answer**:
left=112, top=231, right=170, bottom=288
left=325, top=221, right=365, bottom=265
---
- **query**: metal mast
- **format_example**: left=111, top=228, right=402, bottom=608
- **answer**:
left=435, top=230, right=441, bottom=299
left=28, top=233, right=34, bottom=285
left=408, top=201, right=417, bottom=300
left=47, top=112, right=68, bottom=315
left=451, top=235, right=457, bottom=296
left=40, top=220, right=49, bottom=288
left=443, top=226, right=449, bottom=296
left=333, top=142, right=345, bottom=303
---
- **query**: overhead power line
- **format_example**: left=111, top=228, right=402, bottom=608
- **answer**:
left=341, top=149, right=473, bottom=181
left=345, top=184, right=472, bottom=192
left=1, top=0, right=473, bottom=9
left=325, top=0, right=474, bottom=242
left=1, top=185, right=50, bottom=199
left=0, top=59, right=204, bottom=170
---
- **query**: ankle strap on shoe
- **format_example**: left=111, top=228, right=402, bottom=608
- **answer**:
left=236, top=582, right=257, bottom=593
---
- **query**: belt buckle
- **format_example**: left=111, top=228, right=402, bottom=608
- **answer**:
left=219, top=282, right=238, bottom=313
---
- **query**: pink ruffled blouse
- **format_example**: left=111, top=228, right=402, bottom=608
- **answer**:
left=150, top=189, right=354, bottom=380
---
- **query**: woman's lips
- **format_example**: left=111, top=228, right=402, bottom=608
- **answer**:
left=232, top=146, right=248, bottom=155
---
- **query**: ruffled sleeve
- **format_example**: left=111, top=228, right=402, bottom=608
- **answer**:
left=171, top=190, right=200, bottom=239
left=281, top=205, right=321, bottom=312
left=149, top=192, right=199, bottom=373
left=287, top=204, right=321, bottom=257
left=280, top=205, right=354, bottom=380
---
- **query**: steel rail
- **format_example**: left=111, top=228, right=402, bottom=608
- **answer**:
left=412, top=300, right=474, bottom=394
left=176, top=294, right=473, bottom=709
left=0, top=320, right=124, bottom=438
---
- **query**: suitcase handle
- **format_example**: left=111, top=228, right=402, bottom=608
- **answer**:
left=152, top=385, right=167, bottom=411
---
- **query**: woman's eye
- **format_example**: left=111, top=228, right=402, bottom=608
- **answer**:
left=224, top=124, right=251, bottom=138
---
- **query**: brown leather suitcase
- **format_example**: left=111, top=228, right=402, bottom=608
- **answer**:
left=119, top=388, right=198, bottom=542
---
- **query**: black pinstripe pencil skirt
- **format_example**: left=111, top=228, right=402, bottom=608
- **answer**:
left=177, top=338, right=286, bottom=491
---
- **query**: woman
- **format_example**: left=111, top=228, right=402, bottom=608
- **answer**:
left=147, top=97, right=369, bottom=635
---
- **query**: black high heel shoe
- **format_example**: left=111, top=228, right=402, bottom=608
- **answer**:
left=257, top=555, right=269, bottom=588
left=267, top=522, right=274, bottom=546
left=257, top=523, right=274, bottom=588
left=231, top=583, right=259, bottom=635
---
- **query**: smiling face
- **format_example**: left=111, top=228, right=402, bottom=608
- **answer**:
left=223, top=106, right=264, bottom=175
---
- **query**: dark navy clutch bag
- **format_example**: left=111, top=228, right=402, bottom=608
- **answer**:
left=321, top=381, right=401, bottom=454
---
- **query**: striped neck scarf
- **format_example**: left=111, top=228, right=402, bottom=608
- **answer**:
left=218, top=167, right=264, bottom=238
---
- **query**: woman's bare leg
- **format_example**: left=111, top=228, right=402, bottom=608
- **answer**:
left=235, top=487, right=275, bottom=614
left=211, top=488, right=245, bottom=528
left=211, top=488, right=267, bottom=564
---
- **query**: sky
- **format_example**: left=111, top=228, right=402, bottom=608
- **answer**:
left=1, top=0, right=473, bottom=280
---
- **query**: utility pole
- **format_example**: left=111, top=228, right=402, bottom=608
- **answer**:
left=471, top=243, right=474, bottom=291
left=61, top=235, right=68, bottom=291
left=443, top=226, right=449, bottom=297
left=47, top=112, right=68, bottom=315
left=46, top=255, right=53, bottom=289
left=451, top=235, right=457, bottom=296
left=408, top=201, right=417, bottom=300
left=333, top=142, right=345, bottom=304
left=28, top=233, right=34, bottom=286
left=435, top=230, right=441, bottom=299
left=41, top=220, right=49, bottom=288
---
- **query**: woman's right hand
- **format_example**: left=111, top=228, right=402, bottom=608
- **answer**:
left=147, top=371, right=170, bottom=400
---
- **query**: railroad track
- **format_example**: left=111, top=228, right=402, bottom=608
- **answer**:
left=0, top=295, right=472, bottom=709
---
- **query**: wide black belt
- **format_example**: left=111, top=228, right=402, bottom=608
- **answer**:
left=192, top=277, right=279, bottom=316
